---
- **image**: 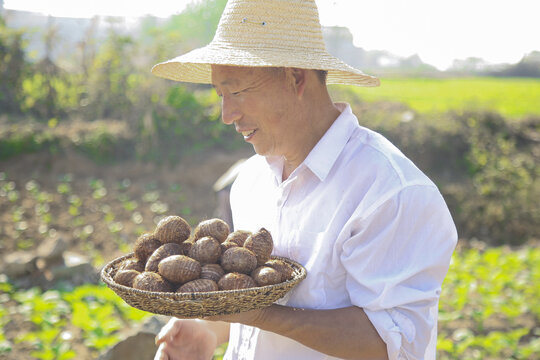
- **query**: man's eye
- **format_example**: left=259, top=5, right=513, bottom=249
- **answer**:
left=232, top=88, right=248, bottom=96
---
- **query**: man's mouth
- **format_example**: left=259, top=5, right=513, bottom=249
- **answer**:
left=241, top=130, right=256, bottom=139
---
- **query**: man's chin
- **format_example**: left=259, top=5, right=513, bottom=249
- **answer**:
left=251, top=142, right=279, bottom=158
left=251, top=145, right=265, bottom=156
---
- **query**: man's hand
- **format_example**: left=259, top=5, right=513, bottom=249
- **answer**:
left=154, top=318, right=218, bottom=360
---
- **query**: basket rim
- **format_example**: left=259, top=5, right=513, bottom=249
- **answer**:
left=100, top=252, right=307, bottom=299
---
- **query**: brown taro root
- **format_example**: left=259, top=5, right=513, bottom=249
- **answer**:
left=133, top=272, right=173, bottom=292
left=188, top=236, right=222, bottom=264
left=251, top=266, right=282, bottom=286
left=177, top=279, right=219, bottom=293
left=244, top=228, right=273, bottom=266
left=220, top=247, right=257, bottom=274
left=218, top=272, right=256, bottom=290
left=114, top=269, right=140, bottom=287
left=180, top=240, right=194, bottom=256
left=133, top=233, right=161, bottom=262
left=225, top=230, right=252, bottom=247
left=220, top=241, right=238, bottom=254
left=200, top=264, right=225, bottom=282
left=145, top=243, right=182, bottom=272
left=193, top=218, right=230, bottom=243
left=158, top=255, right=202, bottom=284
left=119, top=258, right=145, bottom=272
left=264, top=259, right=295, bottom=281
left=155, top=215, right=191, bottom=245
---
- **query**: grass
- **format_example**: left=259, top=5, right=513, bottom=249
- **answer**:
left=334, top=77, right=540, bottom=119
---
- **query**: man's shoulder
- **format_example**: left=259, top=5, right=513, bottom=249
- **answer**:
left=342, top=125, right=434, bottom=189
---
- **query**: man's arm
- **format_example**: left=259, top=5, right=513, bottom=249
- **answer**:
left=209, top=305, right=388, bottom=360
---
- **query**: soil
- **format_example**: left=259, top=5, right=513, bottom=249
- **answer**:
left=0, top=146, right=254, bottom=359
left=0, top=146, right=253, bottom=263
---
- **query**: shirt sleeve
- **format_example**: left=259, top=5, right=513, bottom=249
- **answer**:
left=339, top=184, right=457, bottom=359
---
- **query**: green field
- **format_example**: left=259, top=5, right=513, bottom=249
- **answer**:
left=1, top=246, right=538, bottom=359
left=337, top=77, right=540, bottom=118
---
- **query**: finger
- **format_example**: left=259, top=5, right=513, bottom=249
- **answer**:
left=154, top=343, right=169, bottom=360
left=155, top=318, right=183, bottom=345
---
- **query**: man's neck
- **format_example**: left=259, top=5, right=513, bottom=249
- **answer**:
left=281, top=98, right=341, bottom=181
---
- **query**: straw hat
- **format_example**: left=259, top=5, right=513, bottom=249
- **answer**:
left=151, top=0, right=379, bottom=87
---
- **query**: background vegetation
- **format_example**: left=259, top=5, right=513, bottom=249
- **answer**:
left=0, top=0, right=538, bottom=358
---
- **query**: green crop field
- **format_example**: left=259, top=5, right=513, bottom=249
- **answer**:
left=1, top=246, right=538, bottom=359
left=338, top=77, right=540, bottom=118
left=438, top=245, right=540, bottom=359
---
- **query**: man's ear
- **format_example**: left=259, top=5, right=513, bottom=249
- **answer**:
left=287, top=68, right=307, bottom=98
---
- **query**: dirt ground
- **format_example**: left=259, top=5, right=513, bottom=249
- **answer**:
left=0, top=146, right=253, bottom=263
left=0, top=146, right=254, bottom=359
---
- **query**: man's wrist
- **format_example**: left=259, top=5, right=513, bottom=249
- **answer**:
left=248, top=304, right=274, bottom=329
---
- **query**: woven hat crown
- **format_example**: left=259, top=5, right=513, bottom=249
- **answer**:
left=151, top=0, right=379, bottom=87
left=214, top=0, right=326, bottom=52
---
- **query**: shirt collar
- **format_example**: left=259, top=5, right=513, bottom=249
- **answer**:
left=265, top=155, right=285, bottom=184
left=265, top=103, right=358, bottom=183
left=303, top=103, right=358, bottom=182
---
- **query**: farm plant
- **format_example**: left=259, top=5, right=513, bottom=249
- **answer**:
left=0, top=168, right=207, bottom=358
left=0, top=171, right=199, bottom=267
left=438, top=244, right=540, bottom=359
left=0, top=279, right=149, bottom=359
left=1, top=245, right=538, bottom=359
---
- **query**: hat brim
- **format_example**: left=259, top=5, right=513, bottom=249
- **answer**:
left=151, top=44, right=380, bottom=87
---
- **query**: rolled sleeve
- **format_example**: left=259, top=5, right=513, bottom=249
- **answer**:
left=340, top=185, right=457, bottom=359
left=363, top=308, right=411, bottom=359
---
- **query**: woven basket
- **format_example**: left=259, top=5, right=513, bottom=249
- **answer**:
left=101, top=253, right=307, bottom=318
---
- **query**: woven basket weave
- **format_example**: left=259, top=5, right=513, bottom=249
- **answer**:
left=101, top=253, right=307, bottom=318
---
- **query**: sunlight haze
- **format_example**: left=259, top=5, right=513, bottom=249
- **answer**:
left=4, top=0, right=540, bottom=70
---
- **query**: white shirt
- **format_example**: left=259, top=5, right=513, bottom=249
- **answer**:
left=224, top=103, right=457, bottom=360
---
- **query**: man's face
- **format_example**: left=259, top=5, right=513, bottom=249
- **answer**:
left=211, top=65, right=300, bottom=158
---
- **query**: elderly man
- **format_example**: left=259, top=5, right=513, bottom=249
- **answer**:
left=152, top=1, right=457, bottom=359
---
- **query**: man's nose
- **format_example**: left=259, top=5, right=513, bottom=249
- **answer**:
left=221, top=95, right=241, bottom=125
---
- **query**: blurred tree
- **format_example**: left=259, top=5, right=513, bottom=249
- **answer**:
left=450, top=57, right=489, bottom=73
left=499, top=51, right=540, bottom=77
left=77, top=17, right=99, bottom=78
left=489, top=51, right=540, bottom=78
left=75, top=17, right=99, bottom=113
left=459, top=113, right=539, bottom=244
left=139, top=0, right=228, bottom=64
left=19, top=16, right=84, bottom=119
left=0, top=15, right=27, bottom=113
left=21, top=16, right=61, bottom=118
left=41, top=16, right=59, bottom=115
left=166, top=0, right=228, bottom=49
left=85, top=21, right=137, bottom=120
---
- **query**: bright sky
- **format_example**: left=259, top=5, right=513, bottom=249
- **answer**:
left=4, top=0, right=540, bottom=70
